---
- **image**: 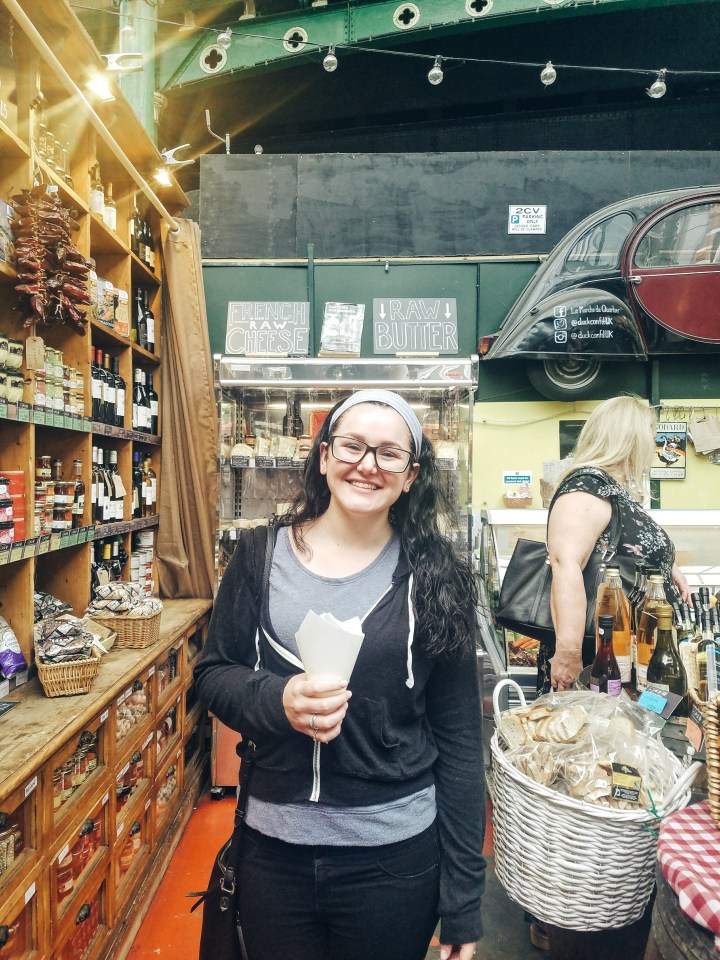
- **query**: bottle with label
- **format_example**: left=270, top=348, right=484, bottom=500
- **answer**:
left=71, top=460, right=85, bottom=529
left=132, top=368, right=148, bottom=432
left=142, top=291, right=155, bottom=354
left=647, top=603, right=689, bottom=716
left=132, top=452, right=143, bottom=518
left=103, top=181, right=117, bottom=231
left=590, top=614, right=622, bottom=696
left=103, top=352, right=116, bottom=425
left=292, top=396, right=304, bottom=437
left=109, top=449, right=123, bottom=521
left=134, top=289, right=147, bottom=350
left=143, top=458, right=157, bottom=517
left=282, top=395, right=294, bottom=436
left=697, top=612, right=718, bottom=702
left=113, top=357, right=125, bottom=428
left=595, top=566, right=632, bottom=684
left=89, top=163, right=104, bottom=216
left=146, top=373, right=158, bottom=435
left=635, top=574, right=667, bottom=692
left=91, top=347, right=102, bottom=421
left=129, top=193, right=140, bottom=257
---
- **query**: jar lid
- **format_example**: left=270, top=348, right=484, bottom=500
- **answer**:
left=0, top=498, right=11, bottom=507
left=0, top=521, right=13, bottom=530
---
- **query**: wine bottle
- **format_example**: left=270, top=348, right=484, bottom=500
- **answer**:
left=101, top=449, right=113, bottom=523
left=696, top=612, right=718, bottom=701
left=91, top=347, right=102, bottom=422
left=142, top=291, right=155, bottom=354
left=103, top=352, right=115, bottom=426
left=132, top=368, right=148, bottom=432
left=282, top=395, right=293, bottom=436
left=144, top=457, right=157, bottom=517
left=590, top=615, right=622, bottom=696
left=146, top=373, right=158, bottom=435
left=635, top=574, right=666, bottom=692
left=113, top=357, right=125, bottom=428
left=90, top=163, right=104, bottom=216
left=129, top=194, right=140, bottom=256
left=132, top=451, right=143, bottom=518
left=103, top=181, right=117, bottom=231
left=647, top=603, right=689, bottom=716
left=595, top=566, right=632, bottom=684
left=71, top=459, right=85, bottom=529
left=292, top=397, right=304, bottom=438
left=90, top=447, right=99, bottom=523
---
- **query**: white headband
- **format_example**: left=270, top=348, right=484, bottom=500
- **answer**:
left=329, top=390, right=423, bottom=458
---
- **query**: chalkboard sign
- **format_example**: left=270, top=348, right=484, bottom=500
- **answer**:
left=225, top=301, right=310, bottom=355
left=373, top=298, right=458, bottom=355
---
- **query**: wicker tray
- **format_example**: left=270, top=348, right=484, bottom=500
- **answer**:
left=37, top=650, right=101, bottom=697
left=689, top=687, right=720, bottom=829
left=490, top=679, right=701, bottom=931
left=89, top=609, right=161, bottom=649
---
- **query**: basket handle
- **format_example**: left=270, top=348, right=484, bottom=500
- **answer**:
left=654, top=760, right=703, bottom=815
left=492, top=678, right=526, bottom=721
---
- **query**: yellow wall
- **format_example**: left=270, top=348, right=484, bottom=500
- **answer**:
left=472, top=398, right=720, bottom=510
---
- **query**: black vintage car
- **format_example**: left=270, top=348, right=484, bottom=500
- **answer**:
left=480, top=186, right=720, bottom=399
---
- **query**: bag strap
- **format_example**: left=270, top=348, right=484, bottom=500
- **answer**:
left=547, top=467, right=623, bottom=559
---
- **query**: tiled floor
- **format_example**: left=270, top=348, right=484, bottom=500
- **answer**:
left=128, top=788, right=542, bottom=960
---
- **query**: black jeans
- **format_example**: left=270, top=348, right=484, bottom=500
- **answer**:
left=236, top=824, right=440, bottom=960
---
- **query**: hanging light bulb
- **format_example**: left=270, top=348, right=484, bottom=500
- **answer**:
left=428, top=56, right=444, bottom=86
left=323, top=45, right=338, bottom=73
left=217, top=28, right=233, bottom=50
left=120, top=16, right=136, bottom=42
left=647, top=69, right=667, bottom=99
left=540, top=61, right=557, bottom=86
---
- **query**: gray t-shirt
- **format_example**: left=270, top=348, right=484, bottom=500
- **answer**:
left=248, top=525, right=437, bottom=846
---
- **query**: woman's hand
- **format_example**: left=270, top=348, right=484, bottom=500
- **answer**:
left=282, top=673, right=352, bottom=743
left=549, top=647, right=584, bottom=691
left=672, top=564, right=691, bottom=603
left=440, top=942, right=477, bottom=960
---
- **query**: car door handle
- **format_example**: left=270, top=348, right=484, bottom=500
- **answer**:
left=629, top=275, right=643, bottom=285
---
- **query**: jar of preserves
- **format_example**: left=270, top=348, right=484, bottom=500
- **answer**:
left=36, top=456, right=52, bottom=481
left=0, top=333, right=8, bottom=365
left=6, top=338, right=23, bottom=370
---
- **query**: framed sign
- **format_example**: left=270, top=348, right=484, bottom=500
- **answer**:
left=373, top=298, right=458, bottom=355
left=225, top=301, right=310, bottom=356
left=650, top=422, right=687, bottom=480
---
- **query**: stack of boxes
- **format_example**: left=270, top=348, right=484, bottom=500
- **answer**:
left=26, top=346, right=85, bottom=415
left=88, top=265, right=129, bottom=338
left=131, top=530, right=154, bottom=595
left=0, top=332, right=24, bottom=403
left=34, top=458, right=75, bottom=536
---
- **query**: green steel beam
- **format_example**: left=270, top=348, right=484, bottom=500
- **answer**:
left=157, top=0, right=716, bottom=92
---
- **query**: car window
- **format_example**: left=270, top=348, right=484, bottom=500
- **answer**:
left=634, top=202, right=720, bottom=268
left=564, top=213, right=634, bottom=273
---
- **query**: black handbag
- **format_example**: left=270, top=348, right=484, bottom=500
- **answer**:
left=188, top=523, right=276, bottom=960
left=495, top=469, right=630, bottom=650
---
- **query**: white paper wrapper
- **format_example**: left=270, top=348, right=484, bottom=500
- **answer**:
left=295, top=610, right=364, bottom=683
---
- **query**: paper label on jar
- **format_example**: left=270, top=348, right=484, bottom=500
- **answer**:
left=610, top=762, right=642, bottom=804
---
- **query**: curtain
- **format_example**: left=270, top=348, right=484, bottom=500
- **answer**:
left=156, top=219, right=217, bottom=599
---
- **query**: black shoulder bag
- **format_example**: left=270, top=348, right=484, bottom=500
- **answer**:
left=495, top=470, right=629, bottom=653
left=188, top=523, right=276, bottom=960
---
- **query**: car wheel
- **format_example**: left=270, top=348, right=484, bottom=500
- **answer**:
left=526, top=358, right=610, bottom=400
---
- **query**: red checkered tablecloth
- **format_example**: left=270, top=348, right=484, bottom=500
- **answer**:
left=657, top=800, right=720, bottom=952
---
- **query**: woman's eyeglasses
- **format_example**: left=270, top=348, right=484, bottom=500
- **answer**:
left=329, top=436, right=413, bottom=473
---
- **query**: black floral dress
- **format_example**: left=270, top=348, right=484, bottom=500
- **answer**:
left=537, top=467, right=679, bottom=693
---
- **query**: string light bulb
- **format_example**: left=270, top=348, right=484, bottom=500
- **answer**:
left=540, top=61, right=557, bottom=86
left=323, top=45, right=338, bottom=73
left=217, top=28, right=233, bottom=50
left=428, top=56, right=444, bottom=86
left=120, top=16, right=135, bottom=42
left=647, top=69, right=667, bottom=99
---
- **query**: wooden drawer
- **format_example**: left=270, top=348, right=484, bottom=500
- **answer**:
left=154, top=693, right=182, bottom=770
left=0, top=774, right=39, bottom=904
left=50, top=790, right=109, bottom=932
left=113, top=665, right=154, bottom=758
left=54, top=864, right=108, bottom=960
left=153, top=745, right=182, bottom=844
left=155, top=636, right=183, bottom=712
left=113, top=728, right=154, bottom=839
left=112, top=796, right=151, bottom=911
left=0, top=874, right=41, bottom=960
left=185, top=616, right=207, bottom=677
left=45, top=714, right=109, bottom=842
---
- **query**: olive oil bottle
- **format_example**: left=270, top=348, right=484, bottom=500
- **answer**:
left=647, top=603, right=688, bottom=717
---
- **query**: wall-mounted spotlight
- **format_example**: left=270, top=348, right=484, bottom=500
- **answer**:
left=323, top=46, right=338, bottom=72
left=428, top=56, right=443, bottom=86
left=100, top=52, right=144, bottom=73
left=86, top=74, right=116, bottom=102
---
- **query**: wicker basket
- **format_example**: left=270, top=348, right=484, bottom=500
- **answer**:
left=689, top=687, right=720, bottom=829
left=490, top=679, right=700, bottom=930
left=502, top=494, right=533, bottom=509
left=37, top=650, right=101, bottom=697
left=89, top=609, right=161, bottom=649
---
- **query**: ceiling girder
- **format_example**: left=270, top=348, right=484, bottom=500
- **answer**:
left=157, top=0, right=712, bottom=93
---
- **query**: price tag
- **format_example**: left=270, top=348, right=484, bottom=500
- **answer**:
left=100, top=709, right=109, bottom=723
left=25, top=335, right=45, bottom=370
left=0, top=680, right=9, bottom=698
left=117, top=762, right=130, bottom=781
left=637, top=686, right=684, bottom=719
left=117, top=821, right=124, bottom=839
left=24, top=882, right=36, bottom=904
left=17, top=403, right=30, bottom=423
left=610, top=762, right=642, bottom=804
left=10, top=543, right=23, bottom=563
left=24, top=775, right=38, bottom=797
left=14, top=670, right=28, bottom=688
left=57, top=843, right=70, bottom=863
left=102, top=791, right=109, bottom=806
left=34, top=407, right=46, bottom=425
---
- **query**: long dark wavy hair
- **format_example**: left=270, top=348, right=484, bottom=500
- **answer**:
left=281, top=398, right=478, bottom=658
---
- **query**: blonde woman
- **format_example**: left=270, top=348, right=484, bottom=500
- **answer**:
left=544, top=395, right=690, bottom=693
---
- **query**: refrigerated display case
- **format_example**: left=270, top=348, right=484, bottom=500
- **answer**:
left=211, top=355, right=479, bottom=785
left=476, top=506, right=720, bottom=706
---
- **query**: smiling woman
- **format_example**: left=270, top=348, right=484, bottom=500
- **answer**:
left=194, top=388, right=486, bottom=960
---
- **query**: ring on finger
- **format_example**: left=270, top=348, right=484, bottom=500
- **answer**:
left=310, top=713, right=318, bottom=733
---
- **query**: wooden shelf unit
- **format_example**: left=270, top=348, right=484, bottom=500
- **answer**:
left=0, top=599, right=212, bottom=960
